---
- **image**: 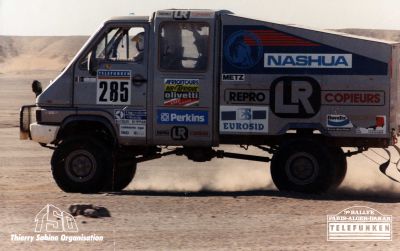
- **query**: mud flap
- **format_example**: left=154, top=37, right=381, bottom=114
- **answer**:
left=379, top=147, right=400, bottom=183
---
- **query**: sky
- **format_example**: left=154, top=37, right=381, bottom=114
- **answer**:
left=0, top=0, right=400, bottom=36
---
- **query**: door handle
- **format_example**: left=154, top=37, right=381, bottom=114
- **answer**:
left=132, top=74, right=147, bottom=86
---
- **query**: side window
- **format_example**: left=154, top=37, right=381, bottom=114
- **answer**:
left=159, top=22, right=209, bottom=71
left=79, top=26, right=145, bottom=70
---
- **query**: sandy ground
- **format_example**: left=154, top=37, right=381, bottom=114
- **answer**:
left=1, top=71, right=400, bottom=250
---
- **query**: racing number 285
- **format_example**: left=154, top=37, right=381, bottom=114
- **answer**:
left=97, top=81, right=130, bottom=104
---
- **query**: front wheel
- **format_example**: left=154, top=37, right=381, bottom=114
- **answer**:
left=51, top=138, right=111, bottom=193
left=270, top=139, right=336, bottom=193
left=104, top=159, right=137, bottom=192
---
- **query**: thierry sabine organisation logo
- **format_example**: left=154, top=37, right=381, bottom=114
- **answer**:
left=10, top=204, right=104, bottom=243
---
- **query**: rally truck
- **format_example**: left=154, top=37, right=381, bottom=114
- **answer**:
left=20, top=9, right=400, bottom=193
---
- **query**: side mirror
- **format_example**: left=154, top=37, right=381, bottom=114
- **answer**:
left=87, top=50, right=98, bottom=76
left=32, top=80, right=42, bottom=97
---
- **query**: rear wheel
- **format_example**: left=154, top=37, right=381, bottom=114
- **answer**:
left=270, top=139, right=336, bottom=193
left=329, top=146, right=347, bottom=189
left=51, top=137, right=111, bottom=193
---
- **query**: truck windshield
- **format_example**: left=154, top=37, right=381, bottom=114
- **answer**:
left=80, top=26, right=145, bottom=69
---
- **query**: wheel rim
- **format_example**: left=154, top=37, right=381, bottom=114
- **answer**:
left=65, top=150, right=97, bottom=182
left=285, top=152, right=319, bottom=185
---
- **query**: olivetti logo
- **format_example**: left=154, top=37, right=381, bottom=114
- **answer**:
left=270, top=77, right=321, bottom=118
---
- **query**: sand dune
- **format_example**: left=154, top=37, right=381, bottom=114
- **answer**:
left=0, top=36, right=88, bottom=74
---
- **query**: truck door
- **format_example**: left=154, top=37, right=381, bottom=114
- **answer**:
left=74, top=23, right=149, bottom=145
left=151, top=12, right=216, bottom=146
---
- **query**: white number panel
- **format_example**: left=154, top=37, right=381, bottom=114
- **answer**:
left=96, top=70, right=131, bottom=105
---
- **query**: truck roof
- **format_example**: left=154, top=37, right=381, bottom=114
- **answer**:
left=105, top=16, right=150, bottom=23
left=230, top=13, right=400, bottom=45
left=105, top=10, right=399, bottom=45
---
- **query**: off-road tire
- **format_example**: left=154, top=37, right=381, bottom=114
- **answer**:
left=51, top=137, right=111, bottom=193
left=329, top=146, right=347, bottom=189
left=270, top=139, right=337, bottom=193
left=104, top=160, right=137, bottom=192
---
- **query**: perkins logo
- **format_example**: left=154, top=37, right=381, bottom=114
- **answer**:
left=157, top=110, right=208, bottom=125
left=264, top=53, right=352, bottom=68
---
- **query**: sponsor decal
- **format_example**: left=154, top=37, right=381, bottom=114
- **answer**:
left=327, top=206, right=392, bottom=241
left=10, top=204, right=104, bottom=243
left=190, top=130, right=209, bottom=137
left=164, top=79, right=200, bottom=106
left=222, top=74, right=245, bottom=81
left=264, top=53, right=352, bottom=68
left=222, top=26, right=388, bottom=75
left=114, top=109, right=146, bottom=137
left=190, top=11, right=214, bottom=18
left=114, top=109, right=146, bottom=122
left=96, top=70, right=131, bottom=105
left=171, top=126, right=188, bottom=140
left=224, top=30, right=263, bottom=69
left=327, top=114, right=353, bottom=131
left=322, top=91, right=384, bottom=106
left=270, top=77, right=321, bottom=118
left=220, top=106, right=268, bottom=133
left=244, top=29, right=319, bottom=47
left=157, top=11, right=173, bottom=18
left=156, top=130, right=169, bottom=136
left=173, top=10, right=190, bottom=20
left=356, top=115, right=386, bottom=135
left=157, top=109, right=208, bottom=125
left=225, top=89, right=268, bottom=105
left=119, top=124, right=145, bottom=137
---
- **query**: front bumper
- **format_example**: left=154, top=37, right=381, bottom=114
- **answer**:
left=20, top=105, right=60, bottom=144
left=30, top=123, right=59, bottom=144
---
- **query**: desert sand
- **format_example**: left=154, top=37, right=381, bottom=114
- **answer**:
left=1, top=31, right=400, bottom=250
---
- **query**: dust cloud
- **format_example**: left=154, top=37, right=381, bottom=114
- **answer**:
left=131, top=146, right=275, bottom=192
left=337, top=147, right=400, bottom=198
left=131, top=145, right=400, bottom=198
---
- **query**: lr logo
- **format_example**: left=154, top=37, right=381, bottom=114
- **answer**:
left=173, top=11, right=190, bottom=20
left=270, top=77, right=321, bottom=118
left=171, top=126, right=188, bottom=140
left=34, top=204, right=78, bottom=233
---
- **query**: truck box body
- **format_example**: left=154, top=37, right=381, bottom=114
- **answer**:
left=219, top=14, right=399, bottom=146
